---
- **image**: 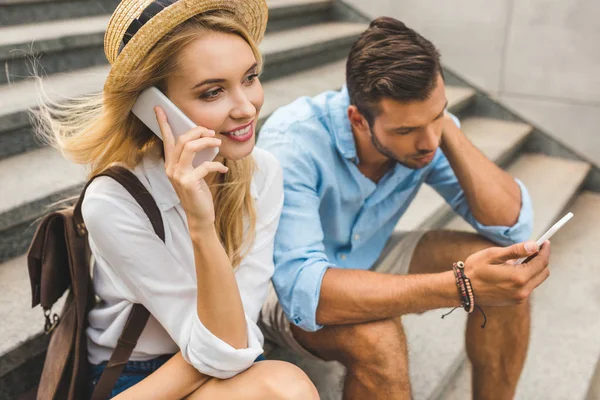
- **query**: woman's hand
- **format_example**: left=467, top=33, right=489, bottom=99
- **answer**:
left=155, top=106, right=227, bottom=229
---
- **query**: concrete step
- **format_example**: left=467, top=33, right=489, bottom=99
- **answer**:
left=395, top=118, right=533, bottom=232
left=440, top=191, right=600, bottom=400
left=0, top=15, right=109, bottom=85
left=0, top=7, right=360, bottom=85
left=0, top=18, right=367, bottom=156
left=0, top=0, right=119, bottom=27
left=267, top=0, right=334, bottom=32
left=273, top=155, right=591, bottom=400
left=0, top=0, right=333, bottom=29
left=586, top=357, right=600, bottom=400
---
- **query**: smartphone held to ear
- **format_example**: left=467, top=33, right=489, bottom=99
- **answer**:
left=132, top=87, right=219, bottom=167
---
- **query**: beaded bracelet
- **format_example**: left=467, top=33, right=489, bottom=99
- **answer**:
left=442, top=261, right=487, bottom=328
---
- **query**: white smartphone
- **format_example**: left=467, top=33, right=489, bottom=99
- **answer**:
left=132, top=87, right=219, bottom=167
left=515, top=212, right=574, bottom=264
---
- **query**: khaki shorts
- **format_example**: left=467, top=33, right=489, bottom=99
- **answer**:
left=258, top=230, right=427, bottom=360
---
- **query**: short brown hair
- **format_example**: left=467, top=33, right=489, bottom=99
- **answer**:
left=346, top=17, right=442, bottom=125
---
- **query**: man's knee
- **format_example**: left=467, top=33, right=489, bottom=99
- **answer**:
left=335, top=319, right=408, bottom=369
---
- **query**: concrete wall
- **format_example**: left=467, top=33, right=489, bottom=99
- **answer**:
left=343, top=0, right=600, bottom=165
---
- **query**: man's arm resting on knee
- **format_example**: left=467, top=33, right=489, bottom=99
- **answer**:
left=316, top=268, right=459, bottom=325
left=315, top=241, right=550, bottom=326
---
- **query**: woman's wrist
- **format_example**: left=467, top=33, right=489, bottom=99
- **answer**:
left=188, top=218, right=218, bottom=245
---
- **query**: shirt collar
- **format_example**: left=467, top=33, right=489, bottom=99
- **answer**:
left=138, top=155, right=180, bottom=212
left=328, top=85, right=358, bottom=161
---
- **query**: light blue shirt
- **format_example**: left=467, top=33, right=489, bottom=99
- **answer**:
left=257, top=86, right=534, bottom=332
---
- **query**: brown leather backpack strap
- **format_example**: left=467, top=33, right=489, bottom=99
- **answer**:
left=75, top=166, right=166, bottom=399
left=89, top=304, right=149, bottom=400
left=73, top=166, right=165, bottom=240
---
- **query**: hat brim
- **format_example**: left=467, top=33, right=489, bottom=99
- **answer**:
left=104, top=0, right=268, bottom=92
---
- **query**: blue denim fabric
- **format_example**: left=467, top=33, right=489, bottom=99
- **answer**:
left=89, top=354, right=174, bottom=398
left=89, top=354, right=267, bottom=398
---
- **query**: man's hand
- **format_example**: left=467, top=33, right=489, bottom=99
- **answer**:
left=465, top=241, right=551, bottom=306
left=441, top=110, right=458, bottom=135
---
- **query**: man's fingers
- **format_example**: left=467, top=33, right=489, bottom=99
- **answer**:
left=155, top=107, right=175, bottom=165
left=490, top=241, right=539, bottom=263
left=524, top=262, right=550, bottom=293
left=521, top=241, right=551, bottom=279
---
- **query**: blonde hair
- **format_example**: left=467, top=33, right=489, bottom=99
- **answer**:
left=33, top=11, right=260, bottom=268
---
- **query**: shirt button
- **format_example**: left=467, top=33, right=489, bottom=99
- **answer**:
left=339, top=254, right=347, bottom=261
left=354, top=234, right=360, bottom=240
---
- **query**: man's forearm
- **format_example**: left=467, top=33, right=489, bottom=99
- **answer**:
left=315, top=268, right=460, bottom=325
left=441, top=118, right=521, bottom=226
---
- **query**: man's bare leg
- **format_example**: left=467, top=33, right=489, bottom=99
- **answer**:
left=290, top=317, right=411, bottom=400
left=409, top=230, right=530, bottom=399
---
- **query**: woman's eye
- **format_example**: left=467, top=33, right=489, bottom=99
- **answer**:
left=201, top=88, right=223, bottom=100
left=245, top=74, right=259, bottom=85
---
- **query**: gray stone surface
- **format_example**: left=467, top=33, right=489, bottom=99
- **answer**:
left=0, top=146, right=86, bottom=219
left=0, top=0, right=118, bottom=27
left=586, top=357, right=600, bottom=400
left=267, top=0, right=333, bottom=32
left=0, top=15, right=109, bottom=48
left=500, top=94, right=600, bottom=167
left=260, top=21, right=367, bottom=81
left=503, top=0, right=600, bottom=104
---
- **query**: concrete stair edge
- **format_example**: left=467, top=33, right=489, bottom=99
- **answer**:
left=0, top=21, right=368, bottom=125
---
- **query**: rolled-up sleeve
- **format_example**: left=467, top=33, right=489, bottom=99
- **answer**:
left=259, top=134, right=332, bottom=332
left=82, top=184, right=262, bottom=379
left=426, top=152, right=534, bottom=246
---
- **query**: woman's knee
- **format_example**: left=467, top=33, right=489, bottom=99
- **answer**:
left=254, top=361, right=319, bottom=400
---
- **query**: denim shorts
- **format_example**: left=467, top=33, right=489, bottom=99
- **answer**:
left=89, top=354, right=267, bottom=398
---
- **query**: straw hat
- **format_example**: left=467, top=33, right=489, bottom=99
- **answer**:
left=103, top=0, right=268, bottom=92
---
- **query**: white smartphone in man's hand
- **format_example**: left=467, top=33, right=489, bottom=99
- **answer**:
left=515, top=212, right=574, bottom=264
left=132, top=87, right=219, bottom=167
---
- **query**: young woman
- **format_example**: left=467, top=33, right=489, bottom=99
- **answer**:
left=35, top=0, right=318, bottom=398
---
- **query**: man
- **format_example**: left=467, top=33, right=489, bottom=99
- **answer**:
left=257, top=17, right=550, bottom=399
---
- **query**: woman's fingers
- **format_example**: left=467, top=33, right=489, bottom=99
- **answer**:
left=172, top=127, right=216, bottom=168
left=179, top=137, right=221, bottom=169
left=191, top=161, right=229, bottom=181
left=154, top=107, right=175, bottom=165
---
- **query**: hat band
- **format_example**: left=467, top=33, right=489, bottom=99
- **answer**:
left=119, top=0, right=179, bottom=54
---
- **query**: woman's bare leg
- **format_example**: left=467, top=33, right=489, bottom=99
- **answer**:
left=186, top=360, right=319, bottom=400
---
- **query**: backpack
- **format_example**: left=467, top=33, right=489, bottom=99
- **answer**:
left=25, top=166, right=165, bottom=400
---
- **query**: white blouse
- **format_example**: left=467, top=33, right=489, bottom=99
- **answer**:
left=82, top=147, right=283, bottom=379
